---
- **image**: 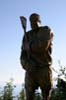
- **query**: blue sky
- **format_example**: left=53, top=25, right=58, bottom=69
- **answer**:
left=0, top=0, right=66, bottom=85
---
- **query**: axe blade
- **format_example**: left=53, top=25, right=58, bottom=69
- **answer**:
left=20, top=16, right=27, bottom=33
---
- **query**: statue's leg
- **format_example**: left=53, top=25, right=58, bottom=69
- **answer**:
left=39, top=66, right=52, bottom=100
left=25, top=88, right=35, bottom=100
left=41, top=89, right=50, bottom=100
left=25, top=72, right=36, bottom=100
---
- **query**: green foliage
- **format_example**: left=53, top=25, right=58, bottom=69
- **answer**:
left=18, top=84, right=26, bottom=100
left=0, top=81, right=42, bottom=100
left=58, top=60, right=66, bottom=79
left=0, top=79, right=16, bottom=100
left=50, top=62, right=66, bottom=100
left=34, top=92, right=41, bottom=100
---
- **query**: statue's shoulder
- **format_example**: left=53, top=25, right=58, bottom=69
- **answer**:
left=41, top=26, right=54, bottom=38
left=39, top=26, right=51, bottom=32
left=37, top=26, right=51, bottom=35
left=26, top=30, right=32, bottom=34
left=37, top=26, right=52, bottom=40
left=25, top=26, right=52, bottom=38
left=25, top=30, right=33, bottom=36
left=26, top=26, right=51, bottom=33
left=24, top=30, right=35, bottom=40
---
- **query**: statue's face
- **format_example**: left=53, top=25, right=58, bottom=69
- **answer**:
left=30, top=21, right=40, bottom=29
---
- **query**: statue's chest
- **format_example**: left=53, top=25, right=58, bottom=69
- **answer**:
left=27, top=29, right=45, bottom=42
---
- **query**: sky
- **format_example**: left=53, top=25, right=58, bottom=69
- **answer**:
left=0, top=0, right=66, bottom=85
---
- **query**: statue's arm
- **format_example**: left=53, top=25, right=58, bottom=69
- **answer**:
left=20, top=35, right=33, bottom=71
left=44, top=27, right=54, bottom=51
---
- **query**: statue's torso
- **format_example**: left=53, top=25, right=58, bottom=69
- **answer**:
left=23, top=26, right=53, bottom=66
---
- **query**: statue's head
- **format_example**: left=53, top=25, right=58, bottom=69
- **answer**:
left=29, top=13, right=41, bottom=29
left=30, top=13, right=41, bottom=23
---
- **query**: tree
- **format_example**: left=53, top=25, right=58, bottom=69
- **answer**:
left=50, top=61, right=66, bottom=100
left=34, top=92, right=41, bottom=100
left=0, top=79, right=16, bottom=100
left=18, top=84, right=26, bottom=100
